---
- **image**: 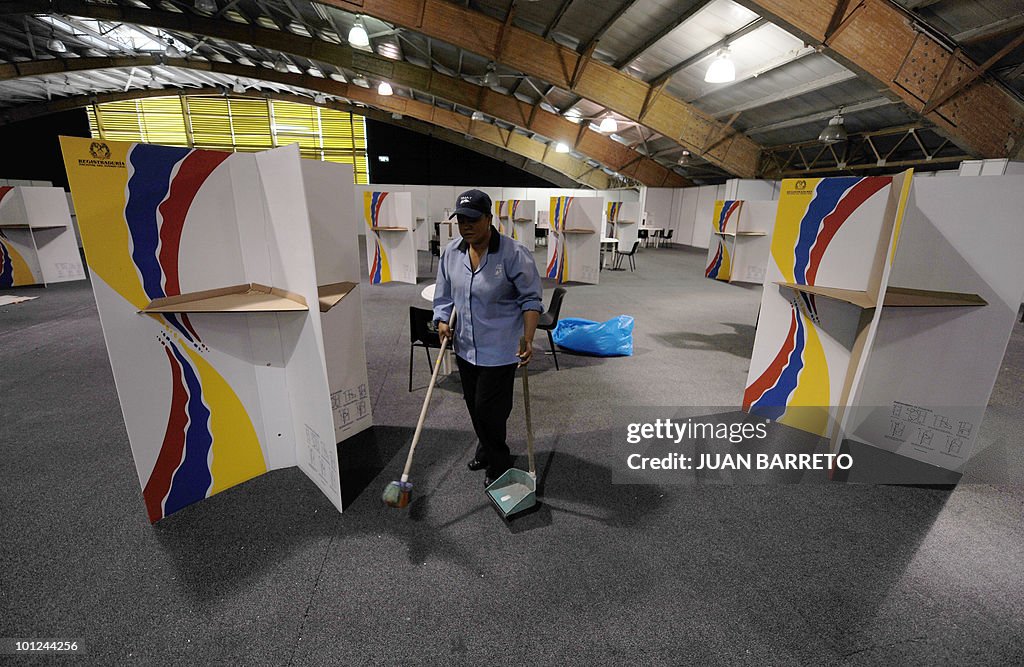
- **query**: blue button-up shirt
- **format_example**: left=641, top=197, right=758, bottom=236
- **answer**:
left=433, top=227, right=544, bottom=367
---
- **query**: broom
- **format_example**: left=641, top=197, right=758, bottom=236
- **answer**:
left=383, top=310, right=455, bottom=508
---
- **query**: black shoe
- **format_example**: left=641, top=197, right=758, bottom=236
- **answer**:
left=484, top=465, right=510, bottom=488
left=466, top=458, right=487, bottom=471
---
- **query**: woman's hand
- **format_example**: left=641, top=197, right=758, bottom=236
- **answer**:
left=438, top=321, right=451, bottom=343
left=517, top=338, right=534, bottom=366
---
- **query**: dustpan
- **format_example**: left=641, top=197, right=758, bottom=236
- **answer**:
left=486, top=338, right=537, bottom=518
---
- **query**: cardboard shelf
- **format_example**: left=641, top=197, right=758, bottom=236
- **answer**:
left=883, top=286, right=987, bottom=307
left=777, top=282, right=987, bottom=309
left=563, top=228, right=596, bottom=234
left=714, top=230, right=767, bottom=237
left=371, top=226, right=409, bottom=232
left=777, top=282, right=876, bottom=308
left=317, top=281, right=357, bottom=312
left=0, top=223, right=66, bottom=230
left=612, top=220, right=637, bottom=225
left=513, top=218, right=533, bottom=222
left=141, top=283, right=308, bottom=313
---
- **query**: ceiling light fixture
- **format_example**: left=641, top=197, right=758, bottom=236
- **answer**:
left=195, top=0, right=217, bottom=13
left=818, top=108, right=848, bottom=144
left=164, top=38, right=182, bottom=58
left=598, top=116, right=617, bottom=134
left=482, top=62, right=499, bottom=87
left=352, top=76, right=370, bottom=88
left=348, top=17, right=370, bottom=48
left=377, top=81, right=393, bottom=95
left=314, top=93, right=326, bottom=104
left=677, top=150, right=691, bottom=165
left=564, top=108, right=582, bottom=123
left=555, top=142, right=570, bottom=153
left=704, top=48, right=735, bottom=84
left=46, top=25, right=67, bottom=54
left=471, top=111, right=485, bottom=121
left=274, top=60, right=289, bottom=73
left=232, top=80, right=245, bottom=93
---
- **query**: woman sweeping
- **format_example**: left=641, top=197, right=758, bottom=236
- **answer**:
left=433, top=189, right=544, bottom=487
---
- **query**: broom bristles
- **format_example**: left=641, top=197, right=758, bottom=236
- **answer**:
left=383, top=480, right=413, bottom=508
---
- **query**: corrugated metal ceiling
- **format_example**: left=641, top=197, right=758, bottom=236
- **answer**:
left=0, top=0, right=1020, bottom=182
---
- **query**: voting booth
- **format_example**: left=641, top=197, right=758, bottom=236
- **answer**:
left=546, top=196, right=601, bottom=285
left=363, top=191, right=417, bottom=285
left=606, top=201, right=640, bottom=251
left=0, top=186, right=85, bottom=287
left=62, top=137, right=371, bottom=521
left=743, top=172, right=1024, bottom=473
left=704, top=199, right=774, bottom=284
left=496, top=199, right=536, bottom=251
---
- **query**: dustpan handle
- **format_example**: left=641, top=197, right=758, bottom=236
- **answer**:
left=401, top=309, right=455, bottom=482
left=520, top=336, right=536, bottom=477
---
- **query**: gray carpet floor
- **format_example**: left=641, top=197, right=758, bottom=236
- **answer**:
left=2, top=243, right=1023, bottom=665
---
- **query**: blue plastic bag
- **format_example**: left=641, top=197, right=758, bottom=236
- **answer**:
left=551, top=316, right=634, bottom=357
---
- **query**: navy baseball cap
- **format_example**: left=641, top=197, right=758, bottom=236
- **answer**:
left=449, top=189, right=492, bottom=220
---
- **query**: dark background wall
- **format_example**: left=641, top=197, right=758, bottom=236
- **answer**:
left=0, top=109, right=555, bottom=189
left=365, top=119, right=555, bottom=187
left=0, top=109, right=91, bottom=189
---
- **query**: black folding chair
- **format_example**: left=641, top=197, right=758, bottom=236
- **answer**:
left=409, top=307, right=442, bottom=391
left=537, top=287, right=567, bottom=371
left=614, top=240, right=641, bottom=271
left=428, top=238, right=440, bottom=272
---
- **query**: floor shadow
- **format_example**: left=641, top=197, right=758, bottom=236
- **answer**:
left=525, top=440, right=669, bottom=529
left=338, top=425, right=412, bottom=509
left=652, top=322, right=756, bottom=357
left=152, top=468, right=342, bottom=601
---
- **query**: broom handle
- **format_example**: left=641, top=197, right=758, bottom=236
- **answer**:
left=401, top=310, right=455, bottom=482
left=520, top=337, right=536, bottom=478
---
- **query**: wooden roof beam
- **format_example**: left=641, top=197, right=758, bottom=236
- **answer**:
left=737, top=0, right=1024, bottom=159
left=316, top=0, right=761, bottom=176
left=0, top=85, right=584, bottom=187
left=0, top=0, right=688, bottom=185
left=0, top=55, right=615, bottom=188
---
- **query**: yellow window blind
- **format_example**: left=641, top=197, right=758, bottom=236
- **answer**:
left=88, top=95, right=368, bottom=183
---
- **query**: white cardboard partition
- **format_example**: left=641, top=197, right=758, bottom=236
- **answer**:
left=606, top=201, right=640, bottom=251
left=744, top=174, right=910, bottom=439
left=546, top=196, right=601, bottom=285
left=302, top=160, right=373, bottom=443
left=840, top=176, right=1024, bottom=472
left=496, top=199, right=537, bottom=250
left=362, top=191, right=417, bottom=285
left=743, top=171, right=1022, bottom=474
left=0, top=186, right=85, bottom=287
left=62, top=137, right=370, bottom=521
left=692, top=185, right=720, bottom=249
left=704, top=199, right=775, bottom=284
left=729, top=201, right=775, bottom=285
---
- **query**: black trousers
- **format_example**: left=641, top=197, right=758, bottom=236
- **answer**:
left=455, top=355, right=518, bottom=476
